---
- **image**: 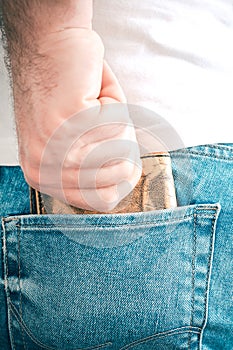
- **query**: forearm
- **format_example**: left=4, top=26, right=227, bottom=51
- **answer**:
left=0, top=1, right=140, bottom=211
left=0, top=0, right=94, bottom=127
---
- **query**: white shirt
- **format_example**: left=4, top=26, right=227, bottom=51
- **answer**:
left=1, top=0, right=233, bottom=165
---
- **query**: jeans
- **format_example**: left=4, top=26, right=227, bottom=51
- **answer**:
left=0, top=144, right=232, bottom=349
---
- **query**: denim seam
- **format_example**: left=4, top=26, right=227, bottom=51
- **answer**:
left=172, top=151, right=233, bottom=161
left=191, top=144, right=233, bottom=152
left=9, top=300, right=112, bottom=350
left=188, top=210, right=197, bottom=350
left=170, top=144, right=233, bottom=153
left=205, top=144, right=233, bottom=151
left=190, top=215, right=217, bottom=219
left=4, top=205, right=220, bottom=228
left=195, top=207, right=219, bottom=211
left=172, top=143, right=233, bottom=153
left=120, top=327, right=201, bottom=349
left=199, top=209, right=219, bottom=348
left=18, top=216, right=194, bottom=229
left=173, top=145, right=233, bottom=153
left=3, top=211, right=197, bottom=226
left=16, top=217, right=195, bottom=252
left=2, top=203, right=217, bottom=229
left=17, top=221, right=27, bottom=350
left=2, top=218, right=16, bottom=350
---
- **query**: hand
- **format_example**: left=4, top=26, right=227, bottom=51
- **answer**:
left=15, top=28, right=142, bottom=211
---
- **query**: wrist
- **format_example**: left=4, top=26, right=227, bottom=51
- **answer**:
left=1, top=0, right=93, bottom=54
left=37, top=0, right=93, bottom=34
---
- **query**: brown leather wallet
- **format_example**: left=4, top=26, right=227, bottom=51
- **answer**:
left=30, top=152, right=177, bottom=215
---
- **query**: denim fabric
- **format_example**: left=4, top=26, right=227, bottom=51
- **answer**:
left=0, top=144, right=232, bottom=349
left=171, top=145, right=233, bottom=349
left=0, top=167, right=30, bottom=350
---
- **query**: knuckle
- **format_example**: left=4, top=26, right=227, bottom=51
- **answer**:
left=115, top=160, right=135, bottom=181
left=20, top=161, right=40, bottom=189
left=97, top=187, right=119, bottom=210
left=122, top=160, right=135, bottom=178
left=24, top=170, right=39, bottom=190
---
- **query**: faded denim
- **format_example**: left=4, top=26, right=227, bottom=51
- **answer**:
left=0, top=144, right=233, bottom=349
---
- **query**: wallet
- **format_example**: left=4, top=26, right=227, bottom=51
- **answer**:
left=30, top=152, right=177, bottom=215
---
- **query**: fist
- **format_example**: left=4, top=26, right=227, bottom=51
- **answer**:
left=15, top=28, right=142, bottom=211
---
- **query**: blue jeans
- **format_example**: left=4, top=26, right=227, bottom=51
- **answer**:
left=0, top=144, right=233, bottom=349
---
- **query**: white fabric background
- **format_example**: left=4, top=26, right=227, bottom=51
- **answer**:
left=0, top=32, right=19, bottom=164
left=1, top=0, right=233, bottom=165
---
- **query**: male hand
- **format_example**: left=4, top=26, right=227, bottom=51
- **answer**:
left=15, top=28, right=142, bottom=211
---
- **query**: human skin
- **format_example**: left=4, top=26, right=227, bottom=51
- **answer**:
left=1, top=0, right=142, bottom=211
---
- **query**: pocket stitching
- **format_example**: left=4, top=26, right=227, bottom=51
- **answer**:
left=3, top=206, right=219, bottom=349
left=19, top=216, right=193, bottom=230
left=173, top=150, right=233, bottom=161
left=120, top=326, right=201, bottom=350
left=9, top=301, right=112, bottom=350
left=17, top=219, right=28, bottom=350
left=188, top=206, right=219, bottom=347
left=2, top=218, right=17, bottom=350
left=3, top=217, right=112, bottom=350
left=199, top=208, right=219, bottom=345
left=19, top=215, right=194, bottom=229
left=188, top=208, right=198, bottom=349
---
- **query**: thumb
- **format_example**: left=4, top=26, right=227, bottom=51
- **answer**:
left=99, top=60, right=127, bottom=104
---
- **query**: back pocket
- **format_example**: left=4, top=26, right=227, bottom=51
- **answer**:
left=2, top=203, right=220, bottom=350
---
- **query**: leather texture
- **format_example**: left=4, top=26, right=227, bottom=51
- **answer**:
left=31, top=153, right=177, bottom=214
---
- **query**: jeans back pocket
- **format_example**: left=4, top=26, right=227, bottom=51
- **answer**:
left=2, top=204, right=220, bottom=350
